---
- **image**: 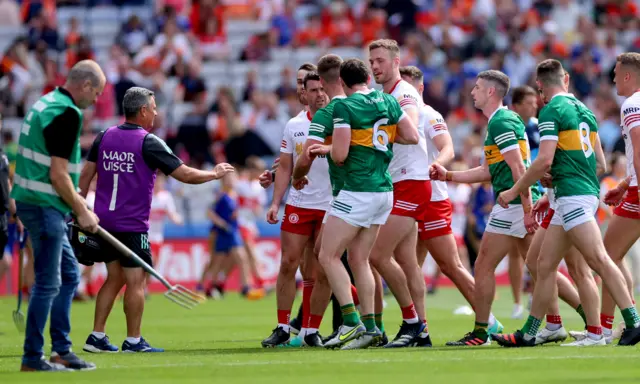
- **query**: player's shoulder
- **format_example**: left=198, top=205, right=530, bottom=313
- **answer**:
left=391, top=79, right=421, bottom=99
left=621, top=92, right=640, bottom=114
left=422, top=104, right=444, bottom=120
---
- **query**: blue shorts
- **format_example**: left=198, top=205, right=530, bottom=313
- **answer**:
left=214, top=230, right=243, bottom=253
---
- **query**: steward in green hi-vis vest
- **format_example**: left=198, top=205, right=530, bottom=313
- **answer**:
left=11, top=88, right=83, bottom=214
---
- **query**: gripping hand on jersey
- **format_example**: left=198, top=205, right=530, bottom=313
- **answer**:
left=540, top=172, right=553, bottom=188
left=307, top=144, right=331, bottom=158
left=291, top=176, right=309, bottom=190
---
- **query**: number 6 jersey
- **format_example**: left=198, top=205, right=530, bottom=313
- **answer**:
left=331, top=89, right=406, bottom=193
left=538, top=93, right=599, bottom=198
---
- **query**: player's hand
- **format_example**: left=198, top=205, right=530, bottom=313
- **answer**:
left=532, top=194, right=550, bottom=222
left=77, top=209, right=99, bottom=233
left=292, top=176, right=309, bottom=190
left=266, top=204, right=279, bottom=224
left=213, top=163, right=235, bottom=179
left=604, top=186, right=626, bottom=206
left=429, top=163, right=448, bottom=181
left=271, top=157, right=280, bottom=172
left=308, top=144, right=330, bottom=158
left=524, top=211, right=539, bottom=234
left=540, top=172, right=553, bottom=188
left=259, top=170, right=273, bottom=189
left=497, top=189, right=516, bottom=209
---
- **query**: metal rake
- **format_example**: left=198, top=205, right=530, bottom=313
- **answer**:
left=96, top=227, right=206, bottom=309
left=13, top=232, right=26, bottom=332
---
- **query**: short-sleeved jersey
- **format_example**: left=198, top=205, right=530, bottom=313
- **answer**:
left=387, top=80, right=430, bottom=183
left=332, top=89, right=405, bottom=193
left=308, top=96, right=347, bottom=197
left=236, top=177, right=267, bottom=230
left=621, top=91, right=640, bottom=187
left=149, top=190, right=178, bottom=243
left=423, top=104, right=449, bottom=201
left=538, top=93, right=599, bottom=198
left=484, top=107, right=540, bottom=204
left=281, top=110, right=332, bottom=209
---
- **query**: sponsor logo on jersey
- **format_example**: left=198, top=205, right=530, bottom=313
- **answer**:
left=289, top=213, right=299, bottom=224
left=624, top=107, right=640, bottom=115
left=294, top=132, right=305, bottom=137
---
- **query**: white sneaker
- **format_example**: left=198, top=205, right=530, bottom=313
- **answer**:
left=535, top=326, right=568, bottom=345
left=568, top=329, right=587, bottom=341
left=324, top=323, right=366, bottom=348
left=561, top=336, right=606, bottom=346
left=511, top=304, right=524, bottom=319
left=340, top=328, right=382, bottom=350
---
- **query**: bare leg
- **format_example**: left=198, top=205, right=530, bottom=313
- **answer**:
left=92, top=262, right=125, bottom=333
left=122, top=266, right=146, bottom=338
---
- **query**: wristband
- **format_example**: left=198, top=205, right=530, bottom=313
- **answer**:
left=445, top=171, right=453, bottom=181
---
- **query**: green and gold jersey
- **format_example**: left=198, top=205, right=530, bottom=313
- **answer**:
left=538, top=93, right=599, bottom=198
left=308, top=96, right=347, bottom=197
left=484, top=107, right=540, bottom=204
left=332, top=89, right=404, bottom=193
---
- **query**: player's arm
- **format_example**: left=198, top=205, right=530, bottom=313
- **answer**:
left=426, top=113, right=455, bottom=165
left=502, top=148, right=533, bottom=213
left=44, top=107, right=96, bottom=230
left=293, top=116, right=327, bottom=179
left=292, top=139, right=318, bottom=180
left=141, top=134, right=234, bottom=183
left=504, top=111, right=559, bottom=200
left=271, top=153, right=293, bottom=210
left=78, top=130, right=105, bottom=198
left=445, top=164, right=491, bottom=184
left=395, top=112, right=420, bottom=144
left=594, top=133, right=607, bottom=176
left=331, top=102, right=351, bottom=164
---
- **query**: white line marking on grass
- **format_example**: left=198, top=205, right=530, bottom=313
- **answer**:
left=107, top=354, right=636, bottom=370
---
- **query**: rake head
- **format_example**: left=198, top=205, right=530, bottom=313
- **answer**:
left=163, top=284, right=206, bottom=309
left=13, top=310, right=25, bottom=333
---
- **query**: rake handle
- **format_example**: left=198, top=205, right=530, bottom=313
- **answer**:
left=95, top=226, right=174, bottom=290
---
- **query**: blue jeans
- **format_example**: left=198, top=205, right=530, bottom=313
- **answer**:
left=17, top=202, right=80, bottom=365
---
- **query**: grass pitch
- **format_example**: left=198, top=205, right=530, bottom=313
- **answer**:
left=1, top=287, right=638, bottom=383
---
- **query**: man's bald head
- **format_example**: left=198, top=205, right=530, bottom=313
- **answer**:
left=65, top=60, right=106, bottom=109
left=67, top=60, right=105, bottom=88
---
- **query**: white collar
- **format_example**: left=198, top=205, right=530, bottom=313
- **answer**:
left=488, top=105, right=508, bottom=122
left=355, top=88, right=374, bottom=95
left=550, top=92, right=574, bottom=101
left=332, top=95, right=346, bottom=100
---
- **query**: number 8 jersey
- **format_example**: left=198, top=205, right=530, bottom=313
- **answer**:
left=538, top=92, right=600, bottom=198
left=332, top=89, right=406, bottom=193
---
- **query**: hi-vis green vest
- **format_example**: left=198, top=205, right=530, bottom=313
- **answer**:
left=11, top=88, right=83, bottom=214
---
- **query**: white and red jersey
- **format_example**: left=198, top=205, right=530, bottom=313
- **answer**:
left=621, top=91, right=640, bottom=187
left=280, top=110, right=332, bottom=211
left=423, top=104, right=450, bottom=201
left=448, top=183, right=472, bottom=237
left=387, top=79, right=430, bottom=183
left=236, top=177, right=266, bottom=233
left=148, top=190, right=178, bottom=244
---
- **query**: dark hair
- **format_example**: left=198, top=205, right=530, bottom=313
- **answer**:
left=511, top=85, right=537, bottom=105
left=298, top=62, right=317, bottom=72
left=368, top=39, right=400, bottom=58
left=123, top=87, right=154, bottom=119
left=616, top=52, right=640, bottom=74
left=477, top=70, right=510, bottom=98
left=339, top=58, right=370, bottom=88
left=303, top=71, right=321, bottom=88
left=536, top=59, right=565, bottom=87
left=317, top=54, right=343, bottom=83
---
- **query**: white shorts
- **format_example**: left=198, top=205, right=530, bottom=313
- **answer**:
left=328, top=190, right=393, bottom=228
left=484, top=204, right=528, bottom=238
left=549, top=195, right=598, bottom=231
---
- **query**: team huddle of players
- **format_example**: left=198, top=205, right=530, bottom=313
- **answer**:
left=259, top=39, right=640, bottom=349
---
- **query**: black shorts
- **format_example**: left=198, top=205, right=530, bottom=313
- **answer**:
left=69, top=225, right=152, bottom=269
left=98, top=231, right=153, bottom=269
left=0, top=215, right=7, bottom=261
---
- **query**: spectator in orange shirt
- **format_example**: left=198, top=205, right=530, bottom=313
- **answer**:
left=531, top=21, right=569, bottom=59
